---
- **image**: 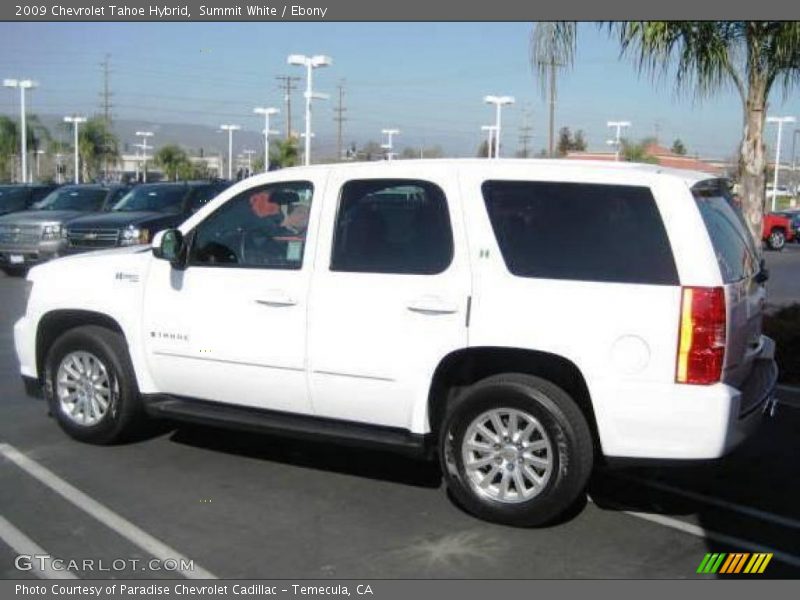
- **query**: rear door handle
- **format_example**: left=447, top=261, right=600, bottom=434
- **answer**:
left=407, top=296, right=459, bottom=315
left=255, top=290, right=297, bottom=307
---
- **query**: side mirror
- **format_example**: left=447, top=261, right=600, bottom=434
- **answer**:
left=152, top=229, right=187, bottom=270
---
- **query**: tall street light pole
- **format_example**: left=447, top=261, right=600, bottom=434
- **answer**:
left=481, top=125, right=496, bottom=159
left=34, top=149, right=44, bottom=181
left=243, top=149, right=255, bottom=176
left=790, top=128, right=799, bottom=196
left=3, top=79, right=38, bottom=183
left=484, top=95, right=515, bottom=159
left=607, top=120, right=631, bottom=161
left=254, top=107, right=279, bottom=173
left=63, top=115, right=86, bottom=184
left=135, top=131, right=154, bottom=183
left=381, top=129, right=400, bottom=161
left=288, top=54, right=332, bottom=166
left=767, top=116, right=797, bottom=211
left=220, top=125, right=240, bottom=180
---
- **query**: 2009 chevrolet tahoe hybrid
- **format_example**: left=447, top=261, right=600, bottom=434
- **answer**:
left=14, top=159, right=778, bottom=526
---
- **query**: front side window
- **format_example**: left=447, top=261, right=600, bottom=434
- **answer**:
left=482, top=180, right=679, bottom=285
left=188, top=181, right=313, bottom=269
left=330, top=179, right=453, bottom=275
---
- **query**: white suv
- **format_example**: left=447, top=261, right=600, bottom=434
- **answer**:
left=13, top=160, right=778, bottom=526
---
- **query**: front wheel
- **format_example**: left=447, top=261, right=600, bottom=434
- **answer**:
left=767, top=229, right=786, bottom=251
left=439, top=373, right=593, bottom=527
left=45, top=325, right=144, bottom=444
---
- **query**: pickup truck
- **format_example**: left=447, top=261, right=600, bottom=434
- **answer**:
left=14, top=160, right=778, bottom=526
left=763, top=212, right=796, bottom=250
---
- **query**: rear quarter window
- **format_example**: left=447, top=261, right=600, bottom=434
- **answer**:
left=691, top=181, right=758, bottom=283
left=481, top=180, right=679, bottom=285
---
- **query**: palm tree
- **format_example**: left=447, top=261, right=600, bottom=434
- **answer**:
left=543, top=21, right=800, bottom=241
left=270, top=138, right=299, bottom=168
left=154, top=144, right=190, bottom=181
left=76, top=117, right=119, bottom=182
left=530, top=22, right=576, bottom=157
left=0, top=116, right=18, bottom=182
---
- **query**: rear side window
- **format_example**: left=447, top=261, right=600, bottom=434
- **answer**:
left=482, top=180, right=678, bottom=285
left=692, top=181, right=758, bottom=283
left=330, top=179, right=453, bottom=274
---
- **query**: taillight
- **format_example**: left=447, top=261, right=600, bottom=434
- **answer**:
left=676, top=286, right=726, bottom=385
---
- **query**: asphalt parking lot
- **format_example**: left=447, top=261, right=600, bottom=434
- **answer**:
left=0, top=247, right=799, bottom=580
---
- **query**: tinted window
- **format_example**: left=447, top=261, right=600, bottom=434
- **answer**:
left=188, top=184, right=224, bottom=212
left=189, top=181, right=313, bottom=269
left=482, top=180, right=678, bottom=285
left=35, top=187, right=109, bottom=211
left=331, top=179, right=453, bottom=275
left=0, top=187, right=28, bottom=212
left=692, top=181, right=758, bottom=283
left=113, top=185, right=188, bottom=213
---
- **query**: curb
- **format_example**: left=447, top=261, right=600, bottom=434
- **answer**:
left=776, top=384, right=800, bottom=409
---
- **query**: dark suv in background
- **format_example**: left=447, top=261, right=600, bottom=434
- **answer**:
left=0, top=184, right=128, bottom=275
left=0, top=184, right=59, bottom=216
left=66, top=181, right=230, bottom=252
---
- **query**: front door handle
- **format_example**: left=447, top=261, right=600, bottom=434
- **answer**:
left=407, top=295, right=459, bottom=315
left=255, top=290, right=297, bottom=307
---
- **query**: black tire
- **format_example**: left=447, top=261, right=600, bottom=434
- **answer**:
left=439, top=373, right=593, bottom=527
left=44, top=325, right=144, bottom=444
left=767, top=229, right=786, bottom=251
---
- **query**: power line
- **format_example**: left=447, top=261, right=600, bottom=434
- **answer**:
left=334, top=80, right=347, bottom=160
left=275, top=75, right=300, bottom=139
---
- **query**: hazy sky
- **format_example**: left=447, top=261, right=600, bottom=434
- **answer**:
left=1, top=21, right=799, bottom=159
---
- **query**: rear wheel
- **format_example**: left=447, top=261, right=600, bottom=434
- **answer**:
left=45, top=326, right=144, bottom=444
left=767, top=229, right=786, bottom=251
left=439, top=373, right=593, bottom=526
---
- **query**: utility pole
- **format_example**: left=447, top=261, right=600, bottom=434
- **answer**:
left=276, top=75, right=300, bottom=139
left=519, top=108, right=533, bottom=158
left=99, top=54, right=113, bottom=126
left=334, top=80, right=347, bottom=161
left=99, top=54, right=113, bottom=180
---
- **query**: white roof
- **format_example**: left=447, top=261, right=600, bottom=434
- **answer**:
left=273, top=158, right=717, bottom=187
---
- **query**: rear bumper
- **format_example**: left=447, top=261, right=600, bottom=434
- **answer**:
left=598, top=336, right=778, bottom=460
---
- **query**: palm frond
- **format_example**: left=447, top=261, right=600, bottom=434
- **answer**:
left=530, top=21, right=576, bottom=98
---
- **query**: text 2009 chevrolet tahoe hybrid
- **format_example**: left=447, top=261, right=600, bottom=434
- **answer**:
left=14, top=159, right=778, bottom=526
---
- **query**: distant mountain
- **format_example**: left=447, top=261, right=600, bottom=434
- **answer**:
left=36, top=114, right=266, bottom=157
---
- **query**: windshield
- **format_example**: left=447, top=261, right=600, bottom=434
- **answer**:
left=113, top=186, right=187, bottom=213
left=34, top=188, right=109, bottom=211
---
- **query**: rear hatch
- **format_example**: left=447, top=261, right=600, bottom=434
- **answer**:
left=691, top=180, right=765, bottom=391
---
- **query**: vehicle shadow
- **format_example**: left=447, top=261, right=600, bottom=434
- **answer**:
left=168, top=423, right=443, bottom=489
left=588, top=409, right=800, bottom=578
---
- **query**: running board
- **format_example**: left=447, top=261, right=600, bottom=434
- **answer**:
left=142, top=395, right=431, bottom=457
